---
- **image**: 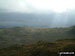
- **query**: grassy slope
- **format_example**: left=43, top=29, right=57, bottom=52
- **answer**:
left=0, top=26, right=74, bottom=48
left=0, top=26, right=75, bottom=56
left=0, top=40, right=75, bottom=56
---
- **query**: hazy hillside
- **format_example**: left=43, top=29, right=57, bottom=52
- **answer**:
left=0, top=26, right=75, bottom=48
left=0, top=39, right=75, bottom=56
left=0, top=0, right=75, bottom=56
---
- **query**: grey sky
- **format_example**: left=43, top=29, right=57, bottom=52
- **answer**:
left=0, top=0, right=75, bottom=13
left=0, top=0, right=75, bottom=27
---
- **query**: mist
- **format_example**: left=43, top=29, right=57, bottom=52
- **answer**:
left=0, top=0, right=75, bottom=28
left=0, top=10, right=75, bottom=28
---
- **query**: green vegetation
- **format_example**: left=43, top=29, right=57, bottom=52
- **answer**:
left=0, top=26, right=74, bottom=48
left=70, top=26, right=75, bottom=35
left=0, top=26, right=75, bottom=56
left=0, top=40, right=75, bottom=56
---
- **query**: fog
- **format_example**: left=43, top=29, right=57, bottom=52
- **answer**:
left=0, top=0, right=75, bottom=27
left=0, top=11, right=75, bottom=28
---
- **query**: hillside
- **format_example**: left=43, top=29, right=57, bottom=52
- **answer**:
left=0, top=26, right=75, bottom=48
left=0, top=39, right=75, bottom=56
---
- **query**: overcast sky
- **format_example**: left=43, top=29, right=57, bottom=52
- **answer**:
left=0, top=0, right=75, bottom=13
left=0, top=0, right=75, bottom=27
